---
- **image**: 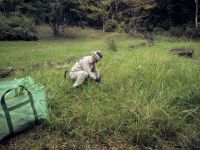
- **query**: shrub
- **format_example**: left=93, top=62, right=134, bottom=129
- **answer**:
left=185, top=25, right=200, bottom=39
left=0, top=14, right=38, bottom=41
left=116, top=22, right=125, bottom=33
left=153, top=27, right=165, bottom=34
left=168, top=26, right=184, bottom=37
left=105, top=19, right=118, bottom=32
left=107, top=38, right=118, bottom=51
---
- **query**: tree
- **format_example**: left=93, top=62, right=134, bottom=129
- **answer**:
left=0, top=0, right=13, bottom=16
left=0, top=0, right=38, bottom=41
left=100, top=0, right=113, bottom=32
left=45, top=0, right=63, bottom=35
left=33, top=0, right=82, bottom=35
left=123, top=0, right=155, bottom=33
left=81, top=0, right=112, bottom=32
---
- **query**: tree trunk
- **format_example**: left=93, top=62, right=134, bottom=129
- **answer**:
left=195, top=0, right=199, bottom=28
left=102, top=23, right=105, bottom=32
left=167, top=1, right=172, bottom=26
left=3, top=0, right=7, bottom=17
left=102, top=17, right=105, bottom=32
left=10, top=0, right=13, bottom=11
left=131, top=10, right=136, bottom=34
left=133, top=25, right=137, bottom=34
left=115, top=0, right=119, bottom=19
left=0, top=67, right=16, bottom=78
left=49, top=21, right=60, bottom=35
left=53, top=24, right=59, bottom=35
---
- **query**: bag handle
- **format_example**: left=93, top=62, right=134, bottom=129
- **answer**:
left=1, top=85, right=38, bottom=134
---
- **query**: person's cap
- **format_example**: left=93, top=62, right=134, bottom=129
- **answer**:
left=92, top=51, right=103, bottom=61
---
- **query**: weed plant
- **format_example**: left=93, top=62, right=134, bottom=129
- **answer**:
left=107, top=38, right=118, bottom=52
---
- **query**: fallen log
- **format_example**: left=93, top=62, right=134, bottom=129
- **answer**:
left=169, top=48, right=194, bottom=58
left=0, top=67, right=16, bottom=78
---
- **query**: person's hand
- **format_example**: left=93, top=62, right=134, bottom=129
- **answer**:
left=95, top=77, right=101, bottom=83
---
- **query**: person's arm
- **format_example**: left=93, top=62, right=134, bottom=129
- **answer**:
left=92, top=65, right=101, bottom=83
left=92, top=65, right=100, bottom=78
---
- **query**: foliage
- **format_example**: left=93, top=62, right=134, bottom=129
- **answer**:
left=151, top=0, right=197, bottom=29
left=0, top=0, right=199, bottom=36
left=185, top=25, right=200, bottom=38
left=121, top=0, right=156, bottom=34
left=107, top=38, right=118, bottom=51
left=153, top=27, right=165, bottom=34
left=104, top=19, right=118, bottom=32
left=81, top=0, right=113, bottom=32
left=116, top=22, right=125, bottom=33
left=168, top=26, right=184, bottom=37
left=0, top=14, right=38, bottom=41
left=0, top=0, right=83, bottom=36
left=36, top=0, right=83, bottom=35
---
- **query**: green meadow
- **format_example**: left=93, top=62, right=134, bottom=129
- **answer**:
left=0, top=27, right=200, bottom=149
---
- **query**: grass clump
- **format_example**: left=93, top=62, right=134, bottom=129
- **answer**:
left=107, top=38, right=118, bottom=52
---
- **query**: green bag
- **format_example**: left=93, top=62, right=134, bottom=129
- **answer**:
left=0, top=76, right=48, bottom=141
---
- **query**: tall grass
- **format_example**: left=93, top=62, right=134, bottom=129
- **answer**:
left=0, top=27, right=200, bottom=149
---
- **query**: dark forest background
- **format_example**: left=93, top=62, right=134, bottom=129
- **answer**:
left=0, top=0, right=199, bottom=40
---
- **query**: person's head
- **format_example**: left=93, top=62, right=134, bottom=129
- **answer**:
left=91, top=51, right=103, bottom=63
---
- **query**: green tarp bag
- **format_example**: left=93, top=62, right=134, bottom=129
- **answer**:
left=0, top=76, right=48, bottom=141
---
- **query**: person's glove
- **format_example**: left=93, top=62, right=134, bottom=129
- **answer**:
left=95, top=77, right=101, bottom=83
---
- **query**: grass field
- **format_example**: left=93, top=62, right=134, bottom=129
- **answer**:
left=0, top=27, right=200, bottom=150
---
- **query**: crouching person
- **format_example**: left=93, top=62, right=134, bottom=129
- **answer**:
left=69, top=51, right=103, bottom=88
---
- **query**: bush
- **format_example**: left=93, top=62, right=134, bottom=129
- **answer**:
left=153, top=27, right=165, bottom=34
left=168, top=26, right=184, bottom=37
left=105, top=19, right=118, bottom=32
left=0, top=14, right=38, bottom=41
left=185, top=25, right=200, bottom=39
left=116, top=22, right=125, bottom=33
left=107, top=38, right=118, bottom=51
